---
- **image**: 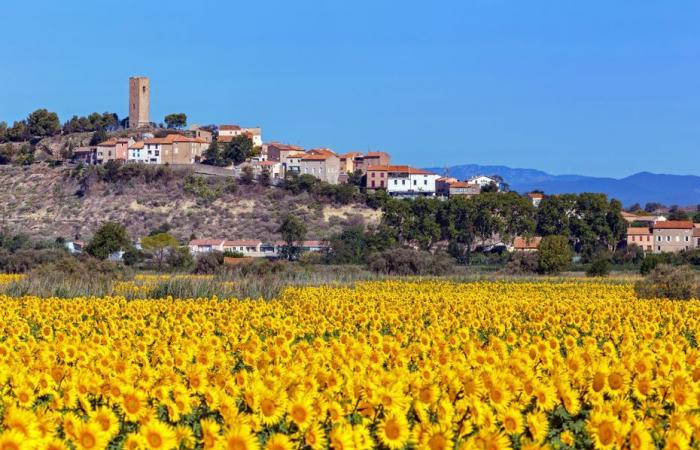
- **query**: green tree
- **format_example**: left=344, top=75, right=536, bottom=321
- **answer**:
left=0, top=121, right=7, bottom=143
left=85, top=222, right=131, bottom=260
left=537, top=235, right=572, bottom=274
left=141, top=232, right=179, bottom=269
left=203, top=140, right=224, bottom=166
left=222, top=135, right=254, bottom=165
left=481, top=181, right=498, bottom=193
left=7, top=120, right=28, bottom=142
left=277, top=214, right=307, bottom=260
left=241, top=166, right=255, bottom=184
left=166, top=246, right=194, bottom=271
left=346, top=169, right=365, bottom=187
left=328, top=226, right=370, bottom=264
left=667, top=205, right=689, bottom=221
left=164, top=113, right=187, bottom=129
left=0, top=144, right=14, bottom=165
left=89, top=129, right=108, bottom=146
left=27, top=109, right=61, bottom=137
left=259, top=168, right=271, bottom=186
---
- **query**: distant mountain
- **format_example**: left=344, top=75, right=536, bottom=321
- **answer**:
left=423, top=164, right=700, bottom=206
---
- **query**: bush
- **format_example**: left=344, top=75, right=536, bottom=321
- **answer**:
left=586, top=252, right=611, bottom=277
left=537, top=235, right=573, bottom=274
left=193, top=251, right=224, bottom=274
left=639, top=253, right=672, bottom=275
left=0, top=247, right=68, bottom=273
left=500, top=252, right=538, bottom=275
left=612, top=244, right=644, bottom=265
left=368, top=248, right=454, bottom=276
left=634, top=264, right=699, bottom=300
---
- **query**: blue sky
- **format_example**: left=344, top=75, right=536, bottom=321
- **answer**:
left=1, top=0, right=698, bottom=177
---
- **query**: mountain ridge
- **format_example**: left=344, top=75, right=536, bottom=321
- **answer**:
left=423, top=164, right=700, bottom=206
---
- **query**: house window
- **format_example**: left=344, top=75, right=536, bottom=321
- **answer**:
left=402, top=180, right=406, bottom=185
left=371, top=180, right=375, bottom=188
left=394, top=180, right=397, bottom=185
left=380, top=173, right=384, bottom=177
left=667, top=236, right=671, bottom=242
left=685, top=236, right=689, bottom=242
left=657, top=246, right=661, bottom=251
left=424, top=180, right=427, bottom=185
left=413, top=180, right=417, bottom=185
left=647, top=236, right=650, bottom=241
left=657, top=236, right=662, bottom=242
left=371, top=173, right=375, bottom=178
left=631, top=236, right=636, bottom=242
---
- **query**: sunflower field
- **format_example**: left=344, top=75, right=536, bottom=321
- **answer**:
left=0, top=280, right=699, bottom=450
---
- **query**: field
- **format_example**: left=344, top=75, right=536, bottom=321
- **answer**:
left=0, top=280, right=698, bottom=450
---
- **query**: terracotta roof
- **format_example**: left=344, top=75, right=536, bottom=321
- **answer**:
left=189, top=239, right=225, bottom=247
left=387, top=166, right=434, bottom=175
left=219, top=125, right=241, bottom=131
left=513, top=236, right=542, bottom=250
left=266, top=142, right=304, bottom=152
left=627, top=227, right=652, bottom=236
left=287, top=152, right=307, bottom=158
left=252, top=161, right=279, bottom=166
left=301, top=153, right=333, bottom=161
left=340, top=152, right=362, bottom=159
left=450, top=181, right=478, bottom=189
left=653, top=221, right=694, bottom=230
left=365, top=151, right=389, bottom=158
left=73, top=147, right=95, bottom=153
left=97, top=139, right=118, bottom=146
left=528, top=193, right=544, bottom=199
left=693, top=227, right=700, bottom=237
left=223, top=239, right=261, bottom=247
left=367, top=165, right=392, bottom=171
left=129, top=141, right=145, bottom=149
left=307, top=148, right=336, bottom=156
left=144, top=137, right=171, bottom=145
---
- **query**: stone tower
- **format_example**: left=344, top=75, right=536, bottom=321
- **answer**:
left=129, top=76, right=150, bottom=128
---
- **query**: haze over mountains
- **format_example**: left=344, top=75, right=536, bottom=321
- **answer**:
left=424, top=164, right=700, bottom=207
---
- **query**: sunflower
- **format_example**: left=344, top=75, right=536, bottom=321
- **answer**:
left=74, top=420, right=109, bottom=450
left=352, top=424, right=374, bottom=450
left=90, top=406, right=120, bottom=438
left=305, top=422, right=327, bottom=450
left=329, top=424, right=354, bottom=450
left=140, top=421, right=178, bottom=449
left=588, top=413, right=619, bottom=450
left=288, top=395, right=313, bottom=430
left=525, top=411, right=548, bottom=443
left=417, top=423, right=454, bottom=450
left=264, top=434, right=294, bottom=450
left=627, top=422, right=653, bottom=450
left=44, top=438, right=70, bottom=450
left=175, top=425, right=195, bottom=448
left=3, top=407, right=40, bottom=440
left=201, top=418, right=222, bottom=449
left=664, top=431, right=689, bottom=450
left=499, top=406, right=524, bottom=435
left=0, top=429, right=30, bottom=450
left=560, top=430, right=574, bottom=447
left=120, top=388, right=148, bottom=422
left=377, top=413, right=410, bottom=450
left=258, top=391, right=287, bottom=426
left=223, top=424, right=259, bottom=450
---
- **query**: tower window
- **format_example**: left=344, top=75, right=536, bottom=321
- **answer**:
left=142, top=86, right=146, bottom=93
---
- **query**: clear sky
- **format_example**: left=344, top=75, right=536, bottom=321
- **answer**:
left=1, top=1, right=698, bottom=177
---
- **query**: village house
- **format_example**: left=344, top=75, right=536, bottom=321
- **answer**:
left=300, top=151, right=341, bottom=184
left=246, top=161, right=283, bottom=179
left=527, top=192, right=544, bottom=207
left=96, top=138, right=132, bottom=164
left=158, top=134, right=208, bottom=164
left=218, top=125, right=263, bottom=147
left=366, top=165, right=390, bottom=190
left=621, top=211, right=667, bottom=225
left=511, top=236, right=542, bottom=252
left=626, top=227, right=653, bottom=252
left=386, top=166, right=440, bottom=197
left=265, top=142, right=305, bottom=162
left=353, top=152, right=391, bottom=173
left=652, top=221, right=695, bottom=253
left=127, top=141, right=160, bottom=164
left=283, top=152, right=306, bottom=176
left=188, top=238, right=328, bottom=258
left=468, top=175, right=500, bottom=191
left=72, top=147, right=97, bottom=165
left=694, top=224, right=700, bottom=248
left=436, top=177, right=480, bottom=197
left=189, top=126, right=213, bottom=143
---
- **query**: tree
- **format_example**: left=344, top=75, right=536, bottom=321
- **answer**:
left=0, top=121, right=7, bottom=143
left=537, top=235, right=572, bottom=274
left=27, top=109, right=61, bottom=137
left=259, top=168, right=271, bottom=186
left=644, top=202, right=664, bottom=213
left=241, top=166, right=255, bottom=184
left=0, top=144, right=14, bottom=165
left=164, top=113, right=187, bottom=129
left=85, top=222, right=131, bottom=260
left=328, top=226, right=370, bottom=264
left=346, top=169, right=365, bottom=187
left=141, top=232, right=179, bottom=269
left=222, top=135, right=254, bottom=165
left=277, top=214, right=307, bottom=260
left=667, top=205, right=689, bottom=221
left=89, top=129, right=108, bottom=146
left=481, top=181, right=498, bottom=193
left=15, top=144, right=35, bottom=166
left=166, top=246, right=194, bottom=271
left=7, top=121, right=28, bottom=142
left=203, top=140, right=224, bottom=166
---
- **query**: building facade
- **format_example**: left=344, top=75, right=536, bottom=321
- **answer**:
left=626, top=227, right=653, bottom=252
left=386, top=166, right=440, bottom=197
left=652, top=221, right=695, bottom=253
left=300, top=153, right=341, bottom=184
left=218, top=125, right=263, bottom=147
left=96, top=138, right=131, bottom=164
left=129, top=76, right=150, bottom=128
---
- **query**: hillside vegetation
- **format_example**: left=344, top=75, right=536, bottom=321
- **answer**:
left=0, top=164, right=380, bottom=241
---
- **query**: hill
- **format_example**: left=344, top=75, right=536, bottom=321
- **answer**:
left=0, top=165, right=380, bottom=242
left=425, top=164, right=700, bottom=206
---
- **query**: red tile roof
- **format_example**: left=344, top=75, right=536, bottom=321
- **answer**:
left=627, top=227, right=652, bottom=236
left=653, top=221, right=694, bottom=230
left=450, top=181, right=478, bottom=188
left=365, top=151, right=389, bottom=158
left=129, top=141, right=145, bottom=149
left=223, top=239, right=261, bottom=247
left=266, top=142, right=304, bottom=152
left=513, top=236, right=542, bottom=250
left=528, top=193, right=544, bottom=199
left=219, top=125, right=241, bottom=131
left=307, top=148, right=337, bottom=156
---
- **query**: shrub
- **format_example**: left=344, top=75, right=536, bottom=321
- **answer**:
left=193, top=251, right=224, bottom=274
left=612, top=244, right=644, bottom=265
left=634, top=264, right=699, bottom=300
left=537, top=235, right=572, bottom=274
left=586, top=253, right=611, bottom=277
left=368, top=248, right=454, bottom=276
left=500, top=252, right=538, bottom=275
left=639, top=253, right=672, bottom=275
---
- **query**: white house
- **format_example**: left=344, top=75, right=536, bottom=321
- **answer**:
left=386, top=166, right=440, bottom=197
left=468, top=175, right=500, bottom=191
left=218, top=125, right=263, bottom=147
left=127, top=141, right=161, bottom=164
